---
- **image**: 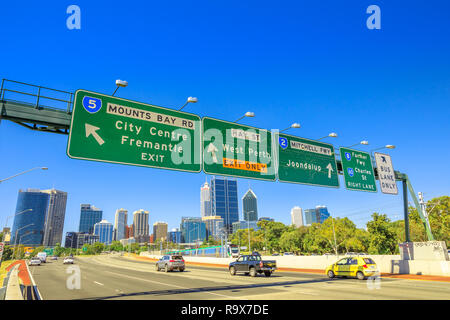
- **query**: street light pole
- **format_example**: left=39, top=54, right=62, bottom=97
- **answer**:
left=317, top=132, right=338, bottom=141
left=280, top=123, right=301, bottom=133
left=234, top=111, right=255, bottom=123
left=0, top=167, right=48, bottom=184
left=13, top=223, right=34, bottom=259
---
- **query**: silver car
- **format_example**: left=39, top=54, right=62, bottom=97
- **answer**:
left=156, top=255, right=185, bottom=272
left=29, top=257, right=41, bottom=266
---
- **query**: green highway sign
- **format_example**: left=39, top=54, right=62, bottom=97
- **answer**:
left=277, top=133, right=339, bottom=187
left=202, top=117, right=276, bottom=181
left=67, top=90, right=201, bottom=173
left=340, top=147, right=377, bottom=192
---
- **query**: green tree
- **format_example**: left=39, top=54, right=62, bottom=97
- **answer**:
left=279, top=229, right=304, bottom=253
left=366, top=213, right=397, bottom=254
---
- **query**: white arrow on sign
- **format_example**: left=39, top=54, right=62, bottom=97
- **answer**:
left=326, top=163, right=334, bottom=179
left=207, top=143, right=219, bottom=163
left=85, top=123, right=105, bottom=146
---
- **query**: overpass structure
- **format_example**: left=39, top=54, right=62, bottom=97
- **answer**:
left=0, top=78, right=434, bottom=241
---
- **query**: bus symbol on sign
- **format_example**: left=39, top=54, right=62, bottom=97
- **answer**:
left=345, top=152, right=351, bottom=161
left=82, top=96, right=102, bottom=113
left=279, top=137, right=288, bottom=149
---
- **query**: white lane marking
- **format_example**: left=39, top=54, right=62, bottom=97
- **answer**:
left=105, top=270, right=245, bottom=300
left=93, top=281, right=104, bottom=286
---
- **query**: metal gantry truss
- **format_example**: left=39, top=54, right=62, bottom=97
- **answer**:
left=0, top=78, right=434, bottom=241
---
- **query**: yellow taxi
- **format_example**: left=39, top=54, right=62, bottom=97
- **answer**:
left=325, top=256, right=379, bottom=280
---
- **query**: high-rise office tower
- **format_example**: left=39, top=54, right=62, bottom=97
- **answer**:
left=153, top=221, right=168, bottom=242
left=133, top=209, right=149, bottom=243
left=93, top=220, right=113, bottom=245
left=11, top=189, right=50, bottom=246
left=304, top=209, right=317, bottom=226
left=79, top=204, right=103, bottom=234
left=242, top=189, right=258, bottom=221
left=180, top=217, right=206, bottom=243
left=167, top=228, right=182, bottom=243
left=315, top=205, right=330, bottom=223
left=202, top=216, right=224, bottom=240
left=291, top=206, right=303, bottom=228
left=114, top=208, right=128, bottom=241
left=200, top=181, right=212, bottom=217
left=210, top=177, right=239, bottom=234
left=42, top=189, right=68, bottom=247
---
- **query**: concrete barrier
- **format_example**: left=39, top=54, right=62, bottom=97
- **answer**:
left=4, top=265, right=23, bottom=300
left=139, top=252, right=450, bottom=276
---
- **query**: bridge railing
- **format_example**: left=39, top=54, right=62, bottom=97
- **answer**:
left=0, top=79, right=74, bottom=113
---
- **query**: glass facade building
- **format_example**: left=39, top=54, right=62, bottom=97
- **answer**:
left=202, top=216, right=224, bottom=240
left=93, top=220, right=113, bottom=245
left=42, top=189, right=68, bottom=247
left=79, top=204, right=103, bottom=234
left=242, top=189, right=258, bottom=221
left=210, top=177, right=239, bottom=234
left=114, top=208, right=128, bottom=241
left=64, top=232, right=99, bottom=248
left=316, top=205, right=330, bottom=223
left=180, top=217, right=206, bottom=243
left=232, top=220, right=259, bottom=233
left=168, top=228, right=182, bottom=243
left=11, top=189, right=50, bottom=246
left=304, top=209, right=318, bottom=225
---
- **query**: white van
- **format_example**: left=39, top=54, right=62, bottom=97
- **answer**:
left=37, top=252, right=47, bottom=263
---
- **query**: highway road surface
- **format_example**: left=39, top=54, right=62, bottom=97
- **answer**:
left=29, top=254, right=450, bottom=300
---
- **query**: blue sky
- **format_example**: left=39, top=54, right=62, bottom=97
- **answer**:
left=0, top=1, right=449, bottom=236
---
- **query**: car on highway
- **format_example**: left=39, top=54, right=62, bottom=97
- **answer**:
left=37, top=252, right=47, bottom=263
left=28, top=257, right=41, bottom=266
left=229, top=252, right=277, bottom=277
left=283, top=252, right=294, bottom=256
left=63, top=257, right=74, bottom=264
left=50, top=256, right=58, bottom=260
left=156, top=255, right=185, bottom=272
left=326, top=257, right=379, bottom=280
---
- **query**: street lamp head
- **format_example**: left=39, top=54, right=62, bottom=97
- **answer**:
left=115, top=79, right=128, bottom=87
left=41, top=167, right=48, bottom=170
left=291, top=123, right=301, bottom=129
left=245, top=111, right=255, bottom=118
left=187, top=97, right=198, bottom=103
left=329, top=132, right=338, bottom=138
left=386, top=145, right=396, bottom=149
left=360, top=140, right=369, bottom=145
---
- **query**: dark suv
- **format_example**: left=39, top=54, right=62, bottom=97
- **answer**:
left=156, top=255, right=185, bottom=272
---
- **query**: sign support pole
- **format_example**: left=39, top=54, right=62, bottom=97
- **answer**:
left=402, top=179, right=411, bottom=243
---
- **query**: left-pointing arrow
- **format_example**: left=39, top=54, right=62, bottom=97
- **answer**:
left=85, top=123, right=105, bottom=146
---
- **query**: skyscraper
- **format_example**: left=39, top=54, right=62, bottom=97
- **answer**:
left=93, top=220, right=113, bottom=245
left=180, top=217, right=206, bottom=243
left=133, top=209, right=149, bottom=243
left=168, top=228, right=182, bottom=243
left=42, top=189, right=68, bottom=247
left=79, top=204, right=102, bottom=234
left=316, top=205, right=330, bottom=223
left=210, top=177, right=239, bottom=234
left=114, top=208, right=128, bottom=241
left=304, top=209, right=317, bottom=226
left=153, top=221, right=168, bottom=242
left=11, top=189, right=49, bottom=246
left=291, top=206, right=303, bottom=228
left=200, top=181, right=212, bottom=217
left=242, top=189, right=258, bottom=221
